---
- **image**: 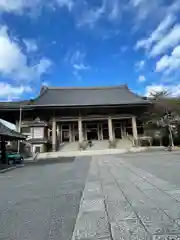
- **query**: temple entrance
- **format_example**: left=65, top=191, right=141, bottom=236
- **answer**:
left=114, top=128, right=122, bottom=139
left=86, top=123, right=98, bottom=140
left=87, top=129, right=98, bottom=140
left=57, top=117, right=142, bottom=146
left=62, top=130, right=70, bottom=142
left=114, top=122, right=122, bottom=139
left=102, top=123, right=109, bottom=140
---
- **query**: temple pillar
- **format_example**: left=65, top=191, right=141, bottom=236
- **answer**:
left=108, top=117, right=113, bottom=141
left=69, top=124, right=73, bottom=142
left=132, top=116, right=138, bottom=146
left=100, top=124, right=103, bottom=140
left=52, top=117, right=57, bottom=151
left=78, top=117, right=83, bottom=143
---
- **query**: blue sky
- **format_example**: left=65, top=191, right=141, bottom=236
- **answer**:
left=0, top=0, right=180, bottom=101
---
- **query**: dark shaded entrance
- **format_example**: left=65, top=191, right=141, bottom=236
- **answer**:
left=115, top=128, right=122, bottom=139
left=62, top=131, right=70, bottom=142
left=102, top=129, right=109, bottom=140
left=87, top=129, right=98, bottom=140
left=86, top=123, right=98, bottom=140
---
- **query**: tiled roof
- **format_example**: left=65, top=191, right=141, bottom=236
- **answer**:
left=32, top=85, right=150, bottom=107
left=0, top=122, right=26, bottom=140
left=0, top=85, right=150, bottom=109
left=0, top=100, right=30, bottom=109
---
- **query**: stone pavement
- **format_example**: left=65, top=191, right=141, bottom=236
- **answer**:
left=72, top=155, right=180, bottom=240
left=0, top=156, right=91, bottom=240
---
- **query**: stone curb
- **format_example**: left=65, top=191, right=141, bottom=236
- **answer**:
left=0, top=163, right=25, bottom=173
left=0, top=166, right=17, bottom=173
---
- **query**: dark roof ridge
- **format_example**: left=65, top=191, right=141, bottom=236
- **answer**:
left=30, top=86, right=48, bottom=103
left=45, top=85, right=128, bottom=90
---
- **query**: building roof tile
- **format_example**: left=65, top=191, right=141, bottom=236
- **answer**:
left=32, top=85, right=149, bottom=107
left=0, top=85, right=150, bottom=109
left=0, top=122, right=26, bottom=140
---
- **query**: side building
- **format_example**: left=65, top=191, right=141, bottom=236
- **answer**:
left=0, top=85, right=151, bottom=153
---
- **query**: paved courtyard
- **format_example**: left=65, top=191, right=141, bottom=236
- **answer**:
left=0, top=157, right=91, bottom=240
left=1, top=152, right=180, bottom=239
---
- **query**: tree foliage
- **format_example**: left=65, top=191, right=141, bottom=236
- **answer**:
left=142, top=91, right=180, bottom=140
left=143, top=91, right=180, bottom=125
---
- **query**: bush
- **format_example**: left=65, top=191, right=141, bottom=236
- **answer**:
left=78, top=141, right=87, bottom=150
left=108, top=140, right=116, bottom=149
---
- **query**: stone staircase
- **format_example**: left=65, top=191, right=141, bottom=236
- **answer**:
left=116, top=137, right=133, bottom=149
left=59, top=142, right=79, bottom=152
left=37, top=138, right=145, bottom=159
left=86, top=140, right=109, bottom=150
left=58, top=139, right=133, bottom=152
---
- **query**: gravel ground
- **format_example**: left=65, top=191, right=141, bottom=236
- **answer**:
left=0, top=156, right=91, bottom=240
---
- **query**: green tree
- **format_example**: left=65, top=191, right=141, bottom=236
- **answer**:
left=142, top=91, right=180, bottom=146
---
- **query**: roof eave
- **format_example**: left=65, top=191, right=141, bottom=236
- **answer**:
left=0, top=101, right=151, bottom=111
left=25, top=101, right=151, bottom=108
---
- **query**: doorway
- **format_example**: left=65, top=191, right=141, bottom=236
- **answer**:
left=86, top=123, right=98, bottom=140
left=87, top=129, right=98, bottom=140
left=62, top=130, right=70, bottom=142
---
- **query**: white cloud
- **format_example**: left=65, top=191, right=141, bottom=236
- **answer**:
left=73, top=70, right=82, bottom=80
left=0, top=0, right=76, bottom=15
left=130, top=0, right=180, bottom=30
left=138, top=75, right=146, bottom=82
left=73, top=63, right=90, bottom=71
left=0, top=26, right=52, bottom=82
left=69, top=50, right=86, bottom=65
left=23, top=39, right=38, bottom=53
left=35, top=58, right=52, bottom=76
left=172, top=45, right=180, bottom=57
left=107, top=0, right=121, bottom=21
left=55, top=0, right=74, bottom=11
left=0, top=82, right=32, bottom=100
left=77, top=1, right=106, bottom=28
left=130, top=0, right=164, bottom=23
left=41, top=81, right=49, bottom=86
left=0, top=0, right=28, bottom=13
left=150, top=24, right=180, bottom=57
left=136, top=14, right=176, bottom=50
left=65, top=49, right=90, bottom=79
left=66, top=50, right=90, bottom=70
left=0, top=0, right=41, bottom=14
left=156, top=55, right=171, bottom=72
left=145, top=84, right=180, bottom=97
left=131, top=0, right=144, bottom=7
left=76, top=0, right=122, bottom=28
left=135, top=60, right=145, bottom=71
left=156, top=45, right=180, bottom=74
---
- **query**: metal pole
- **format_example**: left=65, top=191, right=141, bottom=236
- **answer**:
left=17, top=107, right=22, bottom=153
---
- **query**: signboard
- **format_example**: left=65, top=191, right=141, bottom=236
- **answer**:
left=32, top=127, right=44, bottom=138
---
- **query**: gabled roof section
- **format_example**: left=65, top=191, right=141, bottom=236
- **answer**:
left=0, top=122, right=26, bottom=140
left=32, top=85, right=150, bottom=107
